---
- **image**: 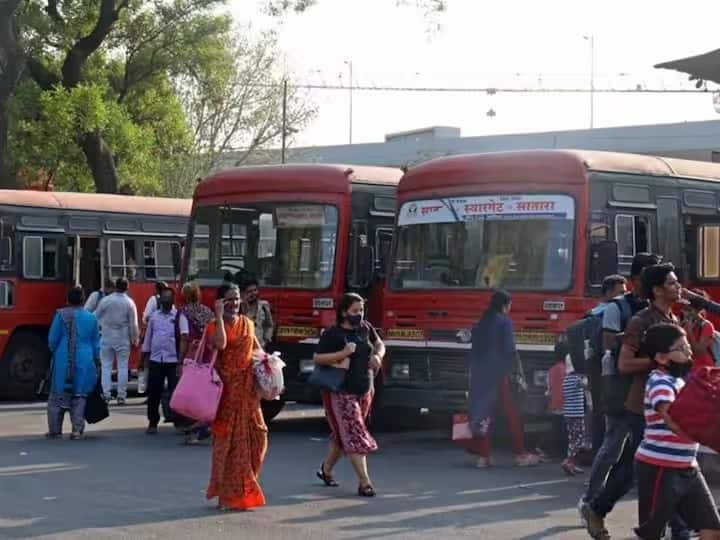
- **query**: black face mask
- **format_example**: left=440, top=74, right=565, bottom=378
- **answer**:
left=667, top=361, right=692, bottom=379
left=160, top=300, right=173, bottom=312
left=346, top=314, right=363, bottom=328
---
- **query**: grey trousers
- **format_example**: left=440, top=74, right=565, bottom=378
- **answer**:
left=47, top=393, right=86, bottom=435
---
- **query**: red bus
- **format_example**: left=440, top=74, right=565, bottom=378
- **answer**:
left=0, top=191, right=191, bottom=399
left=183, top=164, right=402, bottom=420
left=378, top=150, right=720, bottom=420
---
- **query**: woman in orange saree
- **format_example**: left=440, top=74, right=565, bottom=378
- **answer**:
left=206, top=283, right=268, bottom=511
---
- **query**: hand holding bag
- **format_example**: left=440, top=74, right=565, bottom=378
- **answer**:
left=253, top=350, right=286, bottom=400
left=169, top=329, right=223, bottom=423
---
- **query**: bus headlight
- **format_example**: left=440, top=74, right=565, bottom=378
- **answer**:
left=533, top=370, right=548, bottom=388
left=299, top=359, right=315, bottom=374
left=391, top=363, right=410, bottom=380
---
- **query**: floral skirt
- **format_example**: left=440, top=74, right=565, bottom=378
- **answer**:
left=322, top=391, right=377, bottom=456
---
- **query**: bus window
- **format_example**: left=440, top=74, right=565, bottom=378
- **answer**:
left=108, top=239, right=138, bottom=281
left=23, top=236, right=60, bottom=279
left=375, top=228, right=393, bottom=276
left=0, top=218, right=12, bottom=271
left=144, top=240, right=181, bottom=281
left=698, top=225, right=720, bottom=279
left=615, top=214, right=651, bottom=263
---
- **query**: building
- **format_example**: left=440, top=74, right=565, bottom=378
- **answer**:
left=217, top=119, right=720, bottom=170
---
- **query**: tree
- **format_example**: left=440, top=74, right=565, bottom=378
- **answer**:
left=166, top=30, right=316, bottom=197
left=0, top=1, right=24, bottom=188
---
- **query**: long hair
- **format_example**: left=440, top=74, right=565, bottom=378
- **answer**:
left=336, top=292, right=364, bottom=325
left=480, top=290, right=511, bottom=322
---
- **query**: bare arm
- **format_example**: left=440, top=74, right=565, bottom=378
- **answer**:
left=313, top=350, right=349, bottom=366
left=129, top=301, right=140, bottom=346
left=373, top=336, right=386, bottom=359
left=617, top=343, right=651, bottom=374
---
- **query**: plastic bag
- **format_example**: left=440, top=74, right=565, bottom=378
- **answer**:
left=253, top=351, right=286, bottom=401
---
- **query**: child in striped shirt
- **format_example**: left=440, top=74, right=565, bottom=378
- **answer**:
left=634, top=323, right=720, bottom=540
left=561, top=354, right=587, bottom=476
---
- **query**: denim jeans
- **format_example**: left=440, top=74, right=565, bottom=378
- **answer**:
left=584, top=413, right=633, bottom=504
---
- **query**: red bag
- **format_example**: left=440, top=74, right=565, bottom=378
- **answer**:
left=452, top=413, right=473, bottom=444
left=669, top=367, right=720, bottom=453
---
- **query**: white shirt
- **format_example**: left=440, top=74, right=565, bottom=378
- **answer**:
left=85, top=290, right=104, bottom=313
left=143, top=295, right=159, bottom=326
left=178, top=313, right=189, bottom=335
left=95, top=292, right=140, bottom=348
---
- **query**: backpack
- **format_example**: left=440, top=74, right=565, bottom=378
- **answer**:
left=565, top=301, right=621, bottom=374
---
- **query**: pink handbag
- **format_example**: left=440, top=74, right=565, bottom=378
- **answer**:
left=169, top=330, right=223, bottom=423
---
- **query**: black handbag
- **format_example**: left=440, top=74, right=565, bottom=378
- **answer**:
left=308, top=365, right=346, bottom=393
left=84, top=379, right=109, bottom=424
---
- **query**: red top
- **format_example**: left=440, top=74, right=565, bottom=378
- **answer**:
left=691, top=320, right=715, bottom=371
left=547, top=360, right=566, bottom=413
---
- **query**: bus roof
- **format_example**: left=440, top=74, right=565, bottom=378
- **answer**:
left=400, top=150, right=720, bottom=193
left=0, top=190, right=191, bottom=216
left=195, top=164, right=402, bottom=200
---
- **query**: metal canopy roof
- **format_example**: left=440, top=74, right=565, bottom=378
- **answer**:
left=655, top=48, right=720, bottom=84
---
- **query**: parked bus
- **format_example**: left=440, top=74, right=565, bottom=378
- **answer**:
left=0, top=191, right=191, bottom=400
left=378, top=150, right=720, bottom=420
left=183, top=164, right=402, bottom=420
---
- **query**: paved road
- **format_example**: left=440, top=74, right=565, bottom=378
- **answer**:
left=0, top=401, right=714, bottom=539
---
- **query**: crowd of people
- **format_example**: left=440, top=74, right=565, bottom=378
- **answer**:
left=41, top=251, right=720, bottom=534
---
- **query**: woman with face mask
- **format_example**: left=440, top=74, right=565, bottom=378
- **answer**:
left=205, top=283, right=267, bottom=512
left=313, top=293, right=386, bottom=497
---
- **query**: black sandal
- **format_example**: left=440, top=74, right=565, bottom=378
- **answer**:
left=316, top=463, right=339, bottom=487
left=357, top=484, right=376, bottom=497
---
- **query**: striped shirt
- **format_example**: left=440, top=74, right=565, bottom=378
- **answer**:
left=635, top=369, right=698, bottom=469
left=562, top=373, right=585, bottom=418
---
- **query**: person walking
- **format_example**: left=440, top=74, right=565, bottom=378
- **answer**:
left=84, top=278, right=114, bottom=314
left=562, top=355, right=588, bottom=476
left=94, top=277, right=140, bottom=405
left=142, top=286, right=180, bottom=435
left=240, top=279, right=274, bottom=348
left=205, top=283, right=267, bottom=511
left=46, top=286, right=100, bottom=440
left=177, top=281, right=214, bottom=444
left=466, top=290, right=539, bottom=468
left=314, top=293, right=385, bottom=497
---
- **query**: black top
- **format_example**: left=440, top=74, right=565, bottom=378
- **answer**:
left=316, top=321, right=379, bottom=396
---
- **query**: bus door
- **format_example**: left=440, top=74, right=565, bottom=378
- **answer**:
left=69, top=236, right=102, bottom=292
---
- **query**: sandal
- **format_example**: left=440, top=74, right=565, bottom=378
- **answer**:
left=357, top=483, right=376, bottom=498
left=316, top=463, right=339, bottom=487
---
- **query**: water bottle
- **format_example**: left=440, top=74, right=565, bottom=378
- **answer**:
left=137, top=369, right=147, bottom=394
left=601, top=350, right=616, bottom=377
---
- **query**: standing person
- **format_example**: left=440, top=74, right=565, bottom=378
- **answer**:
left=139, top=281, right=168, bottom=394
left=562, top=355, right=588, bottom=476
left=241, top=279, right=274, bottom=348
left=587, top=274, right=628, bottom=451
left=634, top=323, right=720, bottom=540
left=547, top=341, right=568, bottom=458
left=206, top=283, right=267, bottom=511
left=466, top=290, right=539, bottom=468
left=582, top=263, right=688, bottom=540
left=95, top=277, right=140, bottom=405
left=681, top=289, right=716, bottom=372
left=314, top=293, right=385, bottom=497
left=142, top=287, right=180, bottom=435
left=46, top=286, right=100, bottom=440
left=177, top=281, right=214, bottom=444
left=580, top=254, right=659, bottom=522
left=84, top=278, right=114, bottom=314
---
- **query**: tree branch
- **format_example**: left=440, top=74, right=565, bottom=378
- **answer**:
left=26, top=57, right=60, bottom=91
left=45, top=0, right=64, bottom=24
left=61, top=0, right=130, bottom=88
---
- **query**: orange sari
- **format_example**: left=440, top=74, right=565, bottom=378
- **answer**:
left=205, top=316, right=268, bottom=510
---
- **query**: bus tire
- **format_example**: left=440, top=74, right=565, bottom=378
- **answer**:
left=261, top=398, right=285, bottom=423
left=0, top=330, right=50, bottom=401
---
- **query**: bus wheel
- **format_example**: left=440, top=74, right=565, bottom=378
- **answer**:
left=0, top=331, right=50, bottom=401
left=261, top=399, right=285, bottom=423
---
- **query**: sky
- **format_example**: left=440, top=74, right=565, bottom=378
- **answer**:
left=228, top=0, right=720, bottom=147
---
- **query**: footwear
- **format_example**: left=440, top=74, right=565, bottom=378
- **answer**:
left=578, top=497, right=588, bottom=528
left=146, top=425, right=158, bottom=435
left=117, top=398, right=126, bottom=406
left=357, top=483, right=376, bottom=497
left=514, top=453, right=540, bottom=467
left=561, top=459, right=577, bottom=476
left=580, top=503, right=610, bottom=539
left=316, top=463, right=339, bottom=487
left=45, top=432, right=62, bottom=440
left=533, top=448, right=550, bottom=463
left=475, top=457, right=491, bottom=468
left=70, top=432, right=84, bottom=441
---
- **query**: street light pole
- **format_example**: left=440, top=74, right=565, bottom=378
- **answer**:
left=345, top=60, right=353, bottom=144
left=583, top=35, right=595, bottom=129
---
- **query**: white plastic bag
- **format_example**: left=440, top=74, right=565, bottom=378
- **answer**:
left=252, top=351, right=285, bottom=401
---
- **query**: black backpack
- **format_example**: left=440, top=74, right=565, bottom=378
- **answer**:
left=566, top=306, right=607, bottom=375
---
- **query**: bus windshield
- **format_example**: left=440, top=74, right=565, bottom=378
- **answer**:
left=390, top=194, right=575, bottom=291
left=187, top=203, right=338, bottom=289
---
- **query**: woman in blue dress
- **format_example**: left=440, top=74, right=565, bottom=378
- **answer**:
left=46, top=286, right=101, bottom=440
left=467, top=290, right=540, bottom=468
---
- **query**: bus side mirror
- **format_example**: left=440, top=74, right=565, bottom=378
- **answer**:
left=590, top=240, right=618, bottom=283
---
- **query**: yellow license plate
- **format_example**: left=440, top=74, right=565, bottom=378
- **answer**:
left=515, top=332, right=556, bottom=346
left=384, top=328, right=425, bottom=340
left=276, top=326, right=318, bottom=338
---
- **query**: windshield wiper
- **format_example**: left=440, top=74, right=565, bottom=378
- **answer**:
left=439, top=198, right=461, bottom=222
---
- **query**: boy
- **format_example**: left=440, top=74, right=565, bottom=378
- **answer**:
left=634, top=323, right=720, bottom=540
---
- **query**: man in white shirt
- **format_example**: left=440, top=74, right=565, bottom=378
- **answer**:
left=85, top=278, right=115, bottom=313
left=142, top=281, right=168, bottom=327
left=95, top=277, right=140, bottom=404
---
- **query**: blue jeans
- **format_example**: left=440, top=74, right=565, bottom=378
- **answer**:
left=587, top=412, right=689, bottom=537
